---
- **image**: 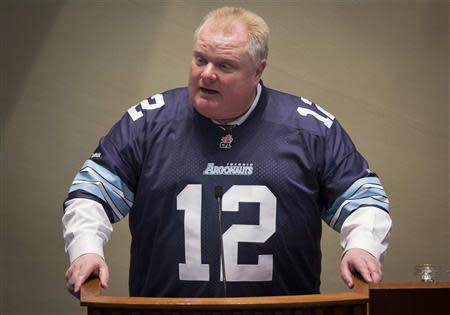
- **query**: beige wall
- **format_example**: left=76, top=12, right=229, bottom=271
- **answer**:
left=1, top=1, right=448, bottom=314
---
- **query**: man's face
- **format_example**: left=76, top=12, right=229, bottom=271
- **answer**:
left=188, top=21, right=266, bottom=124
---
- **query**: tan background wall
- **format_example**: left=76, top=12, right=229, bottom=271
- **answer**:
left=1, top=1, right=448, bottom=314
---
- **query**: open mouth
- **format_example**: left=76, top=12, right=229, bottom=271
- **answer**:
left=200, top=87, right=219, bottom=95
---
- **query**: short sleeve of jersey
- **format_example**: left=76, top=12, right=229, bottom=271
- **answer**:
left=64, top=98, right=150, bottom=223
left=319, top=120, right=389, bottom=231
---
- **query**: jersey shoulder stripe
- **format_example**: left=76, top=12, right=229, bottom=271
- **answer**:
left=68, top=159, right=134, bottom=222
left=321, top=176, right=390, bottom=231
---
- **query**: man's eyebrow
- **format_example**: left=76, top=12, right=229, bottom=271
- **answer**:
left=192, top=51, right=239, bottom=65
left=193, top=50, right=205, bottom=57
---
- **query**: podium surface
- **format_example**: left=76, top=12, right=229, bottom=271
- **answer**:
left=80, top=278, right=368, bottom=315
left=80, top=278, right=450, bottom=315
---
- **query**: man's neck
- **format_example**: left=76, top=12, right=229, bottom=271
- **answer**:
left=213, top=83, right=262, bottom=126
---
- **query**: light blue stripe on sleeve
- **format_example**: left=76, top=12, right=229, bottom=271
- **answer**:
left=332, top=196, right=389, bottom=231
left=68, top=160, right=135, bottom=221
left=69, top=181, right=121, bottom=222
left=322, top=176, right=389, bottom=232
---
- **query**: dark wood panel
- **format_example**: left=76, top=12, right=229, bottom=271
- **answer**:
left=369, top=282, right=450, bottom=315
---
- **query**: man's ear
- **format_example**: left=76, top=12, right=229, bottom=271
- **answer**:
left=255, top=59, right=267, bottom=82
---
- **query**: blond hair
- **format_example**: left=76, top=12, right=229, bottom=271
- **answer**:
left=194, top=7, right=269, bottom=65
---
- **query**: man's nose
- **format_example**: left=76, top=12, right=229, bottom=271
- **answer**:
left=201, top=63, right=217, bottom=81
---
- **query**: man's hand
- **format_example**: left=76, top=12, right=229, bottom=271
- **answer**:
left=65, top=253, right=109, bottom=298
left=340, top=248, right=382, bottom=288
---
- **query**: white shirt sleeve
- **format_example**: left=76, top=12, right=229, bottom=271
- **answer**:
left=63, top=200, right=391, bottom=264
left=340, top=206, right=392, bottom=261
left=62, top=198, right=113, bottom=264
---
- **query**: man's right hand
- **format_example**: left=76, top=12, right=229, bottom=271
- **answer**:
left=65, top=253, right=109, bottom=298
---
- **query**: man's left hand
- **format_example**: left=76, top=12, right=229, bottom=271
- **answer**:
left=340, top=248, right=382, bottom=288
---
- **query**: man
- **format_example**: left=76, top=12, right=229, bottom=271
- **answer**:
left=63, top=7, right=391, bottom=297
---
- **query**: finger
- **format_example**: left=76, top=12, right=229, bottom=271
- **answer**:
left=74, top=270, right=94, bottom=293
left=370, top=269, right=383, bottom=283
left=340, top=262, right=354, bottom=288
left=366, top=261, right=383, bottom=283
left=98, top=264, right=109, bottom=289
left=356, top=262, right=373, bottom=283
left=66, top=268, right=82, bottom=298
left=363, top=256, right=382, bottom=283
left=73, top=276, right=84, bottom=294
left=356, top=257, right=378, bottom=283
left=66, top=279, right=74, bottom=292
left=65, top=266, right=78, bottom=293
left=73, top=264, right=96, bottom=293
left=65, top=267, right=72, bottom=282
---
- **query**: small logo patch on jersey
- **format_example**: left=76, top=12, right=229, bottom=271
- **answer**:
left=366, top=168, right=376, bottom=176
left=91, top=152, right=101, bottom=159
left=203, top=163, right=253, bottom=176
left=219, top=134, right=233, bottom=149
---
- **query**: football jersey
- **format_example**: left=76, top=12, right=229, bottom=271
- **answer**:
left=65, top=84, right=389, bottom=297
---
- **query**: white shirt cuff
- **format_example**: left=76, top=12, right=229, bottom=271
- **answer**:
left=62, top=198, right=113, bottom=264
left=66, top=233, right=106, bottom=264
left=340, top=206, right=392, bottom=261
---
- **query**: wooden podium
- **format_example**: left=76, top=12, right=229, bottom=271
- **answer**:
left=80, top=278, right=369, bottom=315
left=80, top=278, right=450, bottom=315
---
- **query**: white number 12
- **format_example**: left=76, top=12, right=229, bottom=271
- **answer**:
left=177, top=184, right=276, bottom=282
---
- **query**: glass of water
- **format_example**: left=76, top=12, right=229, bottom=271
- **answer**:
left=415, top=264, right=440, bottom=282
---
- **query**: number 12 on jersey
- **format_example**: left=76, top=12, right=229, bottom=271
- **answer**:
left=177, top=184, right=277, bottom=282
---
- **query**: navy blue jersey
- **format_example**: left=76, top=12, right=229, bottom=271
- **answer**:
left=66, top=85, right=389, bottom=297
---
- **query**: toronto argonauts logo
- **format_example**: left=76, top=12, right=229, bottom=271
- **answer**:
left=219, top=134, right=233, bottom=149
left=203, top=162, right=253, bottom=175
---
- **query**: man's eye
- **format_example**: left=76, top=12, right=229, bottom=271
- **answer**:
left=219, top=63, right=232, bottom=70
left=195, top=57, right=206, bottom=65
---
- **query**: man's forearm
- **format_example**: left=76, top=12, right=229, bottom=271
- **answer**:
left=340, top=206, right=392, bottom=261
left=63, top=198, right=113, bottom=263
